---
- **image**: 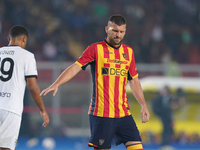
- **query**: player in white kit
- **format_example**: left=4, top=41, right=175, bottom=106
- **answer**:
left=0, top=25, right=49, bottom=150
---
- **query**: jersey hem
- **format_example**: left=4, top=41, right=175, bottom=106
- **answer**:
left=88, top=113, right=132, bottom=118
left=0, top=108, right=22, bottom=117
left=131, top=73, right=138, bottom=80
left=75, top=61, right=83, bottom=67
left=25, top=75, right=37, bottom=79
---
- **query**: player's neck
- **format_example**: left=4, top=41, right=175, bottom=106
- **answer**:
left=105, top=38, right=121, bottom=49
left=8, top=41, right=24, bottom=49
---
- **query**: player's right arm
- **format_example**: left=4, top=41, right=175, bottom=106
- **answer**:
left=41, top=44, right=95, bottom=96
left=40, top=63, right=82, bottom=96
left=26, top=77, right=50, bottom=127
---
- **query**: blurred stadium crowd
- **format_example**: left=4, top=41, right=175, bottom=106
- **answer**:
left=1, top=0, right=200, bottom=64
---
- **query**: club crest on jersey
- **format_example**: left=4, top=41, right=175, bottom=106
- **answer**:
left=122, top=53, right=127, bottom=59
left=99, top=139, right=105, bottom=145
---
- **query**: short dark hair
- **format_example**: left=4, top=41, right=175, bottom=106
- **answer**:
left=108, top=14, right=126, bottom=26
left=9, top=25, right=28, bottom=38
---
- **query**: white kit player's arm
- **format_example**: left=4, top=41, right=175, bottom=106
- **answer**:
left=26, top=77, right=50, bottom=127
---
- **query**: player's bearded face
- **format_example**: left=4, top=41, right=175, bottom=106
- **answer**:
left=106, top=22, right=126, bottom=46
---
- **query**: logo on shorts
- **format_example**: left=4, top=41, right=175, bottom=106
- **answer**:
left=99, top=139, right=105, bottom=145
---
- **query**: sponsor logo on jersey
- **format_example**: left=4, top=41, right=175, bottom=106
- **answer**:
left=0, top=92, right=11, bottom=97
left=102, top=67, right=128, bottom=76
left=105, top=52, right=113, bottom=54
left=107, top=58, right=128, bottom=64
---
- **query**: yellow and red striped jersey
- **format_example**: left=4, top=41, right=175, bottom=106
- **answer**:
left=75, top=40, right=138, bottom=118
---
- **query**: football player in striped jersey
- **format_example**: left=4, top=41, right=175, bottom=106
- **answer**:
left=41, top=14, right=150, bottom=150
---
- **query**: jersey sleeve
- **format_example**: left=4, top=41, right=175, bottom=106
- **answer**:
left=25, top=54, right=38, bottom=78
left=75, top=45, right=96, bottom=70
left=128, top=50, right=138, bottom=80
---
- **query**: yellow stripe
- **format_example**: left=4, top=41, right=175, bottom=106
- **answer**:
left=75, top=61, right=83, bottom=67
left=88, top=142, right=97, bottom=147
left=119, top=47, right=126, bottom=117
left=127, top=47, right=133, bottom=66
left=97, top=44, right=104, bottom=117
left=124, top=92, right=131, bottom=116
left=108, top=47, right=115, bottom=118
left=132, top=73, right=139, bottom=79
left=127, top=47, right=138, bottom=79
left=127, top=143, right=143, bottom=150
left=88, top=143, right=93, bottom=146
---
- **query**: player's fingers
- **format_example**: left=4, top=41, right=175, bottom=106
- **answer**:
left=40, top=88, right=52, bottom=96
left=43, top=120, right=49, bottom=127
left=40, top=90, right=45, bottom=96
left=141, top=113, right=146, bottom=123
left=142, top=112, right=150, bottom=123
left=146, top=112, right=150, bottom=121
left=41, top=113, right=49, bottom=127
left=52, top=88, right=58, bottom=96
left=43, top=122, right=47, bottom=127
left=40, top=89, right=49, bottom=96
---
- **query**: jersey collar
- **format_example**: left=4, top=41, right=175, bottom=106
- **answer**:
left=104, top=39, right=121, bottom=49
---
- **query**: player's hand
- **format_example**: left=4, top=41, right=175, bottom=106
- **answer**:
left=141, top=106, right=150, bottom=123
left=40, top=84, right=58, bottom=96
left=40, top=110, right=49, bottom=127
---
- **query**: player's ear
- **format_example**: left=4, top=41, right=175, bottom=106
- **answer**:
left=7, top=36, right=10, bottom=42
left=24, top=36, right=27, bottom=41
left=105, top=26, right=108, bottom=33
left=22, top=36, right=27, bottom=43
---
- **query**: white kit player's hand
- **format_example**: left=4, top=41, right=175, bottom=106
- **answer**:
left=40, top=111, right=49, bottom=127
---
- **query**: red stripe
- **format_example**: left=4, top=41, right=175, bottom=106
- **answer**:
left=103, top=45, right=110, bottom=117
left=114, top=49, right=120, bottom=59
left=114, top=76, right=120, bottom=118
left=122, top=77, right=129, bottom=116
left=103, top=75, right=109, bottom=117
left=88, top=98, right=93, bottom=114
left=126, top=99, right=130, bottom=111
left=113, top=49, right=121, bottom=118
left=93, top=46, right=99, bottom=116
left=123, top=45, right=129, bottom=61
left=104, top=44, right=110, bottom=58
left=103, top=63, right=110, bottom=116
left=115, top=64, right=120, bottom=68
left=122, top=46, right=130, bottom=116
left=88, top=142, right=98, bottom=147
left=104, top=63, right=110, bottom=67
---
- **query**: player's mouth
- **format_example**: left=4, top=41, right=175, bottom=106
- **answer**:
left=114, top=37, right=121, bottom=41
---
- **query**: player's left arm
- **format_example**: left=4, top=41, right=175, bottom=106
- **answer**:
left=128, top=77, right=150, bottom=123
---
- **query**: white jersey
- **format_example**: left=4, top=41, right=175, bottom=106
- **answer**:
left=0, top=46, right=37, bottom=116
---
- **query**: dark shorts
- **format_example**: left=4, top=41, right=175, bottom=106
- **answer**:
left=88, top=115, right=141, bottom=149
